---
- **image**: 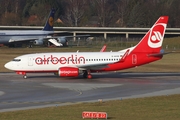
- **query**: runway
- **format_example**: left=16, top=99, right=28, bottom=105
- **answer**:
left=0, top=72, right=180, bottom=112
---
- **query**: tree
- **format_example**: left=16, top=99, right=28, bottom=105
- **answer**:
left=116, top=0, right=130, bottom=27
left=92, top=0, right=115, bottom=27
left=62, top=0, right=88, bottom=26
left=0, top=0, right=26, bottom=25
left=167, top=0, right=180, bottom=27
left=1, top=12, right=21, bottom=25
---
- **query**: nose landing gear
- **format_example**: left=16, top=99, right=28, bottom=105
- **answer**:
left=23, top=75, right=27, bottom=79
left=16, top=71, right=27, bottom=79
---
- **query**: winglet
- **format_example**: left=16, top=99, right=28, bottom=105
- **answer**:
left=100, top=44, right=107, bottom=52
left=118, top=49, right=130, bottom=63
left=43, top=8, right=56, bottom=31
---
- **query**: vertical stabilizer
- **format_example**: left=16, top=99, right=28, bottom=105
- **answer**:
left=132, top=16, right=169, bottom=53
left=43, top=8, right=56, bottom=31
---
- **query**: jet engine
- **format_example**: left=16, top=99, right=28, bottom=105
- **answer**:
left=57, top=37, right=68, bottom=46
left=58, top=67, right=80, bottom=77
left=33, top=39, right=44, bottom=45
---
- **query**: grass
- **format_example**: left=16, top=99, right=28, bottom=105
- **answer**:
left=1, top=94, right=180, bottom=120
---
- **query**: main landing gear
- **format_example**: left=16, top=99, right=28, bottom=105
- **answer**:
left=83, top=70, right=92, bottom=79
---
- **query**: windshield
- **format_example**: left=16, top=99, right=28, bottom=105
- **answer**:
left=12, top=59, right=21, bottom=62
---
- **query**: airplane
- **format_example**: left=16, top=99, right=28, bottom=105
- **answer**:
left=0, top=8, right=88, bottom=47
left=0, top=8, right=57, bottom=47
left=4, top=16, right=169, bottom=79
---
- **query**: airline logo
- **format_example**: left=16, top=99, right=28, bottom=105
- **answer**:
left=60, top=70, right=78, bottom=74
left=48, top=17, right=54, bottom=26
left=35, top=55, right=85, bottom=65
left=148, top=23, right=166, bottom=48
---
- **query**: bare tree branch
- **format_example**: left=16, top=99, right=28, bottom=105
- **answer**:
left=63, top=0, right=88, bottom=26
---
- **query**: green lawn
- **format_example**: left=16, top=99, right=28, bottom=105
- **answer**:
left=1, top=94, right=180, bottom=120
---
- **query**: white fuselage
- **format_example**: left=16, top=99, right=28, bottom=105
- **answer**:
left=0, top=30, right=54, bottom=44
left=5, top=51, right=126, bottom=72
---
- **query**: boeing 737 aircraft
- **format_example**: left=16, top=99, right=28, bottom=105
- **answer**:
left=5, top=16, right=169, bottom=79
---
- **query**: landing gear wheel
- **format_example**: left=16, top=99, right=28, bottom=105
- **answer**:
left=83, top=70, right=92, bottom=79
left=87, top=74, right=92, bottom=79
left=23, top=75, right=27, bottom=79
left=28, top=44, right=33, bottom=48
left=83, top=71, right=88, bottom=78
left=54, top=72, right=58, bottom=76
left=87, top=70, right=92, bottom=79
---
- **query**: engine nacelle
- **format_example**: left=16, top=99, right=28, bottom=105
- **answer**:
left=57, top=37, right=68, bottom=46
left=33, top=39, right=44, bottom=45
left=58, top=67, right=79, bottom=77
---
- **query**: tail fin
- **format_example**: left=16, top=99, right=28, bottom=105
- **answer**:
left=132, top=16, right=169, bottom=53
left=43, top=8, right=56, bottom=31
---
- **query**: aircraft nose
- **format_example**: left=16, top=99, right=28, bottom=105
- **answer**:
left=4, top=62, right=13, bottom=70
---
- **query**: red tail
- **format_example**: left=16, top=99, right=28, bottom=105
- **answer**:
left=132, top=16, right=169, bottom=53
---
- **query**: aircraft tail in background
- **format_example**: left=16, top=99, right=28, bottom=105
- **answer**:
left=43, top=8, right=56, bottom=31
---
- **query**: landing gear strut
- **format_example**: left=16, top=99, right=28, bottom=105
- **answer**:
left=16, top=71, right=27, bottom=79
left=83, top=70, right=92, bottom=79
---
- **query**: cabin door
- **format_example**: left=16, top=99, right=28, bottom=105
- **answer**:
left=28, top=57, right=33, bottom=66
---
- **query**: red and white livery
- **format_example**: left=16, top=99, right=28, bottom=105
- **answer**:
left=5, top=16, right=169, bottom=79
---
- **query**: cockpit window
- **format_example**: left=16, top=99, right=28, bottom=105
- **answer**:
left=12, top=59, right=21, bottom=62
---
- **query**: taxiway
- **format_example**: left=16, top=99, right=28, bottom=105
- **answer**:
left=0, top=72, right=180, bottom=112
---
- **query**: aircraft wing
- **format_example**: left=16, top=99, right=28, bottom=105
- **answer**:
left=8, top=34, right=91, bottom=43
left=8, top=38, right=42, bottom=43
left=52, top=34, right=92, bottom=38
left=117, top=49, right=129, bottom=62
left=76, top=49, right=130, bottom=70
left=77, top=62, right=110, bottom=71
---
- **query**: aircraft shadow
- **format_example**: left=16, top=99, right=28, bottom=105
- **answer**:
left=25, top=72, right=180, bottom=80
left=88, top=72, right=180, bottom=79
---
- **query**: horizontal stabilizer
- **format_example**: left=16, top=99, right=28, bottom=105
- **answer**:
left=148, top=51, right=176, bottom=57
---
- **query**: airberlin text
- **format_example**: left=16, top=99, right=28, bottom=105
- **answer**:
left=35, top=55, right=85, bottom=65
